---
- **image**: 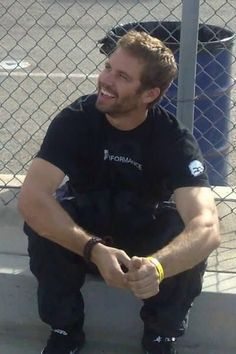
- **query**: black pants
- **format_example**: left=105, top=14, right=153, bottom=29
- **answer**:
left=24, top=195, right=206, bottom=338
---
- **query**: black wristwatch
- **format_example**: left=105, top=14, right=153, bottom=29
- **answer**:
left=83, top=236, right=104, bottom=262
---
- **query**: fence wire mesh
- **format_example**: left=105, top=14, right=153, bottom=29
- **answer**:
left=0, top=0, right=235, bottom=219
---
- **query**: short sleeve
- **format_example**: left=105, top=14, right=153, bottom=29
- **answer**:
left=165, top=129, right=210, bottom=190
left=37, top=108, right=86, bottom=176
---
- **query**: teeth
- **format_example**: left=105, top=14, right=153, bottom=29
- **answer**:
left=101, top=89, right=115, bottom=98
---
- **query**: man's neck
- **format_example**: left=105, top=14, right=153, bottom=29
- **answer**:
left=106, top=110, right=148, bottom=131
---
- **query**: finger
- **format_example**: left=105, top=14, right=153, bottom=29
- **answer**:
left=111, top=255, right=131, bottom=287
left=131, top=283, right=160, bottom=299
left=116, top=251, right=132, bottom=271
left=103, top=266, right=128, bottom=289
left=136, top=289, right=159, bottom=299
left=126, top=259, right=146, bottom=281
left=127, top=274, right=159, bottom=295
left=126, top=263, right=157, bottom=281
left=127, top=273, right=157, bottom=290
left=129, top=256, right=143, bottom=271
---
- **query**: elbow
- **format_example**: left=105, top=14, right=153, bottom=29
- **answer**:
left=210, top=230, right=221, bottom=252
left=207, top=217, right=221, bottom=254
left=18, top=190, right=45, bottom=237
left=18, top=188, right=39, bottom=226
left=18, top=190, right=26, bottom=216
left=18, top=190, right=31, bottom=221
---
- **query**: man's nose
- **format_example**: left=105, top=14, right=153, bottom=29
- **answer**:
left=101, top=70, right=115, bottom=86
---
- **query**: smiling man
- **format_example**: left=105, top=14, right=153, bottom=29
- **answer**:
left=18, top=31, right=220, bottom=354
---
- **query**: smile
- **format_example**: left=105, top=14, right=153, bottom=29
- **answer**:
left=100, top=88, right=116, bottom=98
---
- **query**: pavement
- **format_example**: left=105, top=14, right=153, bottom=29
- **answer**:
left=0, top=185, right=236, bottom=354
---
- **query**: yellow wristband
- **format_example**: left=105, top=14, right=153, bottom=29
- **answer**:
left=147, top=256, right=165, bottom=282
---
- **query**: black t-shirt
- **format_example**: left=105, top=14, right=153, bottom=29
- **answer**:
left=37, top=94, right=209, bottom=204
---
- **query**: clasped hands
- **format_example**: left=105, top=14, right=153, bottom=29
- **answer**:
left=91, top=244, right=161, bottom=299
left=124, top=255, right=161, bottom=299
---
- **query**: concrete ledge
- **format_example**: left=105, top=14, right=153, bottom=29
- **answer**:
left=0, top=253, right=236, bottom=353
left=0, top=174, right=25, bottom=187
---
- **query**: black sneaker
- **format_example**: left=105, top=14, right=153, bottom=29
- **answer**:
left=142, top=333, right=178, bottom=354
left=41, top=328, right=85, bottom=354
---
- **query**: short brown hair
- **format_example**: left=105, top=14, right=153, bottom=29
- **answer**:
left=116, top=30, right=177, bottom=103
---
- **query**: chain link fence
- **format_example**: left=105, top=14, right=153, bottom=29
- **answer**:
left=0, top=0, right=235, bottom=219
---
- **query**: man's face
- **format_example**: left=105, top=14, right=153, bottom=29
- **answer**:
left=96, top=48, right=146, bottom=117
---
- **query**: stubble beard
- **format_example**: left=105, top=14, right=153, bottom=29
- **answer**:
left=96, top=93, right=141, bottom=118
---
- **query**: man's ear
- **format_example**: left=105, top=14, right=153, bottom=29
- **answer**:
left=143, top=87, right=160, bottom=105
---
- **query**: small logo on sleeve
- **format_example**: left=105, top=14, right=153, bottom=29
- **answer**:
left=189, top=160, right=204, bottom=176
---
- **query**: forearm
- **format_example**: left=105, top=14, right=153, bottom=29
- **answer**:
left=152, top=213, right=220, bottom=278
left=18, top=191, right=90, bottom=256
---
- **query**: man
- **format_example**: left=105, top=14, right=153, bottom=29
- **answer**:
left=18, top=31, right=220, bottom=354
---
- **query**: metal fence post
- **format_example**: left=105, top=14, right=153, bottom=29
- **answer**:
left=176, top=0, right=200, bottom=132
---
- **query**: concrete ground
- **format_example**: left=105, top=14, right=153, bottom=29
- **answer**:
left=0, top=186, right=236, bottom=354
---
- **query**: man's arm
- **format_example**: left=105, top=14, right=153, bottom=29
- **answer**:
left=126, top=186, right=220, bottom=298
left=18, top=157, right=130, bottom=288
left=18, top=157, right=90, bottom=253
left=153, top=186, right=220, bottom=277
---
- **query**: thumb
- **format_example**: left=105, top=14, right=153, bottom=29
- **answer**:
left=117, top=251, right=131, bottom=270
left=130, top=256, right=143, bottom=271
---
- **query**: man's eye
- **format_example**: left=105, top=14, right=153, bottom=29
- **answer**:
left=105, top=63, right=111, bottom=70
left=119, top=73, right=129, bottom=80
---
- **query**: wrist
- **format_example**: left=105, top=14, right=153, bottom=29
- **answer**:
left=83, top=236, right=104, bottom=262
left=147, top=256, right=165, bottom=282
left=90, top=241, right=107, bottom=264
